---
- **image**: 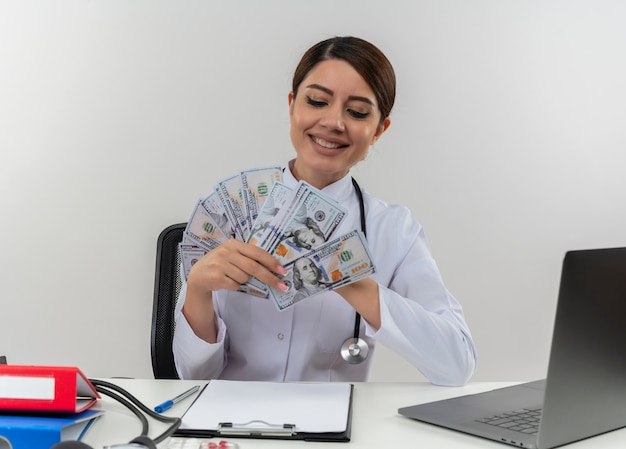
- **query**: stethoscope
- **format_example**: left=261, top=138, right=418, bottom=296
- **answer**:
left=339, top=177, right=370, bottom=364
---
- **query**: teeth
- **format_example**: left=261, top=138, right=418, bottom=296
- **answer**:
left=312, top=136, right=342, bottom=149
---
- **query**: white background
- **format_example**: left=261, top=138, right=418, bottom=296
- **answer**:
left=1, top=0, right=624, bottom=382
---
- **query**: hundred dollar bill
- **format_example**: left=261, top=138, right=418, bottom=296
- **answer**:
left=179, top=244, right=207, bottom=280
left=241, top=166, right=283, bottom=235
left=268, top=229, right=375, bottom=311
left=181, top=233, right=197, bottom=246
left=273, top=181, right=348, bottom=253
left=252, top=181, right=348, bottom=255
left=184, top=200, right=229, bottom=251
left=215, top=173, right=249, bottom=241
left=247, top=182, right=293, bottom=245
left=239, top=281, right=270, bottom=298
left=201, top=191, right=235, bottom=239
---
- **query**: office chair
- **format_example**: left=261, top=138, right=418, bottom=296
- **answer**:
left=151, top=222, right=186, bottom=379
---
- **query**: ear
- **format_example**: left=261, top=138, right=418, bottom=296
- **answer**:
left=372, top=117, right=391, bottom=145
left=288, top=91, right=295, bottom=115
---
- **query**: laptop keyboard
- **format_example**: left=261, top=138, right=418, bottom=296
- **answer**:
left=476, top=408, right=542, bottom=435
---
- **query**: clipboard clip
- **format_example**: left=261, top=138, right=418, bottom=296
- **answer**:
left=218, top=420, right=296, bottom=437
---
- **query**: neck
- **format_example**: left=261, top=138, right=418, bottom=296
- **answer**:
left=290, top=159, right=347, bottom=190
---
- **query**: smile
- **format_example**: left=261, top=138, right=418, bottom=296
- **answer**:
left=311, top=135, right=347, bottom=149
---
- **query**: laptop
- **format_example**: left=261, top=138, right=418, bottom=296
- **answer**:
left=399, top=247, right=626, bottom=449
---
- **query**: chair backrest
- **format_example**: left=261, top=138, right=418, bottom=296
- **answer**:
left=151, top=223, right=186, bottom=379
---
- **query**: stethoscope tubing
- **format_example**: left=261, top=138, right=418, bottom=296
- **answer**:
left=341, top=177, right=369, bottom=364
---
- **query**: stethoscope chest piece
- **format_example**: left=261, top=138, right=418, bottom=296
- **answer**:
left=341, top=337, right=369, bottom=364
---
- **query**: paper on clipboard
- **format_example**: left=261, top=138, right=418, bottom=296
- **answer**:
left=179, top=380, right=352, bottom=434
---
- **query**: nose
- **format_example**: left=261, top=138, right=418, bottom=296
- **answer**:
left=319, top=104, right=345, bottom=132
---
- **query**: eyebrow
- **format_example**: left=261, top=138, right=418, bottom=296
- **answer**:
left=305, top=83, right=375, bottom=107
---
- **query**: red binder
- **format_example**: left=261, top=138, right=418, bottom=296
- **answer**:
left=0, top=365, right=100, bottom=413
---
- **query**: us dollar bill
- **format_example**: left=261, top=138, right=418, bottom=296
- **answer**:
left=238, top=281, right=270, bottom=298
left=201, top=191, right=235, bottom=239
left=268, top=229, right=375, bottom=311
left=179, top=244, right=207, bottom=280
left=241, top=166, right=283, bottom=235
left=184, top=200, right=229, bottom=251
left=247, top=182, right=293, bottom=246
left=182, top=168, right=369, bottom=305
left=215, top=173, right=249, bottom=241
left=251, top=181, right=348, bottom=256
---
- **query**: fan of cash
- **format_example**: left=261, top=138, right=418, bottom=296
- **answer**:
left=180, top=166, right=376, bottom=311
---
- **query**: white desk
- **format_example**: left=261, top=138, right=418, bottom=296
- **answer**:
left=84, top=379, right=626, bottom=449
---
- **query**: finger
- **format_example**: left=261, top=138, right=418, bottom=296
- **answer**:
left=238, top=260, right=288, bottom=292
left=194, top=239, right=288, bottom=292
left=231, top=240, right=287, bottom=275
left=188, top=257, right=240, bottom=293
left=222, top=261, right=254, bottom=285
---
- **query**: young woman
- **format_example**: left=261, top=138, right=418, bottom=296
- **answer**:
left=173, top=36, right=477, bottom=386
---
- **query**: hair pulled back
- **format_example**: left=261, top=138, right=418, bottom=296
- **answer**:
left=292, top=36, right=396, bottom=124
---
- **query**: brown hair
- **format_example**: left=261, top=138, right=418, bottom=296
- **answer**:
left=292, top=36, right=396, bottom=125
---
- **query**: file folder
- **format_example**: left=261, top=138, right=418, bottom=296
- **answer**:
left=175, top=380, right=353, bottom=442
left=0, top=408, right=103, bottom=449
left=0, top=365, right=99, bottom=413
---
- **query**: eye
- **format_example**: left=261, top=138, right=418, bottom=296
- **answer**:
left=306, top=96, right=326, bottom=107
left=348, top=109, right=370, bottom=119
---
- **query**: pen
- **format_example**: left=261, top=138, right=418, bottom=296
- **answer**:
left=154, top=385, right=201, bottom=413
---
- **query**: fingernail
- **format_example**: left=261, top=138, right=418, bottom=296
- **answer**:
left=278, top=282, right=289, bottom=291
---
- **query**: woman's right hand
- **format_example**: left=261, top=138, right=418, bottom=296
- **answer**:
left=182, top=239, right=288, bottom=343
left=187, top=238, right=288, bottom=295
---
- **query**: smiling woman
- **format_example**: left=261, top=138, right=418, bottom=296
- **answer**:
left=288, top=37, right=395, bottom=189
left=288, top=59, right=390, bottom=189
left=173, top=36, right=477, bottom=386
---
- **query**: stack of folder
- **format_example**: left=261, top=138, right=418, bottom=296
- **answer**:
left=0, top=365, right=103, bottom=449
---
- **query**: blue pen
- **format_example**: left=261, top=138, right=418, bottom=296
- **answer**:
left=154, top=385, right=201, bottom=413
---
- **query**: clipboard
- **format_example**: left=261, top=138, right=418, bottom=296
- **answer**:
left=174, top=380, right=353, bottom=442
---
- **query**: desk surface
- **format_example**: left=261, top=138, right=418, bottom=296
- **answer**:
left=85, top=379, right=626, bottom=449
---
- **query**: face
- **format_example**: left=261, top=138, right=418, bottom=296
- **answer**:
left=295, top=257, right=319, bottom=284
left=294, top=227, right=320, bottom=249
left=289, top=59, right=391, bottom=189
